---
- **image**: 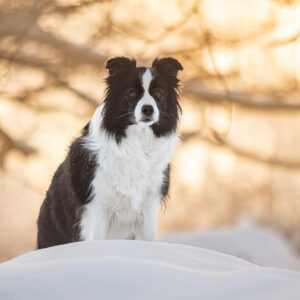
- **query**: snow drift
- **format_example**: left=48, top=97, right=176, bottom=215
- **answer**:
left=0, top=240, right=299, bottom=300
left=162, top=218, right=300, bottom=271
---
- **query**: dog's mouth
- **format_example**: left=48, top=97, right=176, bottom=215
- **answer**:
left=133, top=117, right=156, bottom=127
left=141, top=117, right=153, bottom=123
left=133, top=114, right=159, bottom=126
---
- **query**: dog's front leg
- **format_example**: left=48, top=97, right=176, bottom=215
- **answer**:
left=80, top=204, right=110, bottom=240
left=141, top=198, right=160, bottom=241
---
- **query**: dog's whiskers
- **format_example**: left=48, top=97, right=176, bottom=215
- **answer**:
left=160, top=112, right=171, bottom=119
left=116, top=112, right=132, bottom=120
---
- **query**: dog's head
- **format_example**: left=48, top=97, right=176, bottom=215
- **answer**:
left=102, top=57, right=183, bottom=139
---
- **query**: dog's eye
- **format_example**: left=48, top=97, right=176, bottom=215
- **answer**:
left=126, top=88, right=139, bottom=99
left=151, top=88, right=164, bottom=101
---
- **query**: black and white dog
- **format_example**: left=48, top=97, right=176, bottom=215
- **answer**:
left=37, top=57, right=183, bottom=249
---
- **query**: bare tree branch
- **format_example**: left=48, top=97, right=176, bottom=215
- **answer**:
left=48, top=0, right=109, bottom=14
left=182, top=130, right=300, bottom=171
left=0, top=11, right=108, bottom=67
left=267, top=31, right=300, bottom=47
left=0, top=128, right=36, bottom=156
left=0, top=50, right=99, bottom=107
left=184, top=80, right=300, bottom=112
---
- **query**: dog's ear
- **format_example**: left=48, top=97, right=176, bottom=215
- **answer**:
left=152, top=57, right=183, bottom=77
left=105, top=57, right=136, bottom=75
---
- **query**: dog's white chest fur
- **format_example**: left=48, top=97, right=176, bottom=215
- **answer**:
left=80, top=106, right=177, bottom=240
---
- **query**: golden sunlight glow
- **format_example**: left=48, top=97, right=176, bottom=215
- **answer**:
left=176, top=142, right=206, bottom=190
left=1, top=0, right=300, bottom=262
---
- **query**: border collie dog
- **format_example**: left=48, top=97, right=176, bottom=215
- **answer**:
left=37, top=57, right=183, bottom=249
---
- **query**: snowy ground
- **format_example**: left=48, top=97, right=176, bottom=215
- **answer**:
left=0, top=240, right=300, bottom=300
left=162, top=218, right=300, bottom=271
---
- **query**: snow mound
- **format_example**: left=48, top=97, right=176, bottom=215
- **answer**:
left=162, top=218, right=300, bottom=271
left=0, top=240, right=300, bottom=300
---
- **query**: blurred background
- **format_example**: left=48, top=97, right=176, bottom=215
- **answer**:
left=1, top=0, right=300, bottom=264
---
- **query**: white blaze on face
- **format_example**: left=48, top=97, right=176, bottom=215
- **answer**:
left=134, top=68, right=159, bottom=126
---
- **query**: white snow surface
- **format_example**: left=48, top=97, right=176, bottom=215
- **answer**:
left=162, top=218, right=300, bottom=271
left=0, top=240, right=300, bottom=300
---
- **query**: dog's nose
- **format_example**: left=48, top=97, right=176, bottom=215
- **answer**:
left=142, top=105, right=154, bottom=116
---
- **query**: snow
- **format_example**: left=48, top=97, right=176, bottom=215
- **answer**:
left=162, top=218, right=300, bottom=271
left=0, top=240, right=300, bottom=300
